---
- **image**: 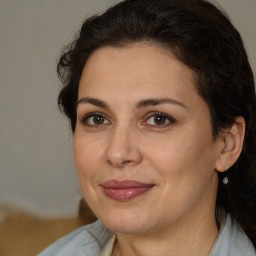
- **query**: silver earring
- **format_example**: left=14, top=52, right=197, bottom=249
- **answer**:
left=222, top=167, right=230, bottom=184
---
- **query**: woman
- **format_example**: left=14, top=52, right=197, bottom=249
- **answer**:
left=40, top=0, right=256, bottom=255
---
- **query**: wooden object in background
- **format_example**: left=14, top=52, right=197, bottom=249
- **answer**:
left=0, top=199, right=97, bottom=256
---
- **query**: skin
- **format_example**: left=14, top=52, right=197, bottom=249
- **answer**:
left=73, top=44, right=240, bottom=256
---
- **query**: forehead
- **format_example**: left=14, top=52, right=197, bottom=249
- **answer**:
left=78, top=44, right=198, bottom=103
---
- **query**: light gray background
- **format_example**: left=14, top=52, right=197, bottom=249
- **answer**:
left=1, top=0, right=255, bottom=220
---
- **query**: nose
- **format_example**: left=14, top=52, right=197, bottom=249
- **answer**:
left=105, top=125, right=143, bottom=168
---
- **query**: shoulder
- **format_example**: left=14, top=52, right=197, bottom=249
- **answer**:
left=213, top=214, right=256, bottom=256
left=38, top=220, right=113, bottom=256
left=229, top=217, right=256, bottom=256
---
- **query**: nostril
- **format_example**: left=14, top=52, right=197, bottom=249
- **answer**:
left=122, top=160, right=132, bottom=166
left=105, top=134, right=143, bottom=168
left=107, top=159, right=132, bottom=167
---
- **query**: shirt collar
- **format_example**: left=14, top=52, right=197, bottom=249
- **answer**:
left=99, top=234, right=117, bottom=256
left=99, top=213, right=228, bottom=256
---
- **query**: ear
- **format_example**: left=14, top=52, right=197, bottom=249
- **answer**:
left=215, top=116, right=245, bottom=172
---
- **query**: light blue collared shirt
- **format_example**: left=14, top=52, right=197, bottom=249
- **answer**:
left=38, top=214, right=255, bottom=256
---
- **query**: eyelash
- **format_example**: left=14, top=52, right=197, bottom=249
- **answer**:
left=79, top=112, right=110, bottom=127
left=144, top=112, right=176, bottom=127
left=79, top=112, right=176, bottom=127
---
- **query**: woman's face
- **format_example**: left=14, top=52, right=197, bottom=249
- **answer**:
left=74, top=44, right=223, bottom=235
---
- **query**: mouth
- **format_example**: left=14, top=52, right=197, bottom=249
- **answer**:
left=101, top=180, right=155, bottom=201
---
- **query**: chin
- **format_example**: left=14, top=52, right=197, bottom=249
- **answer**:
left=99, top=208, right=152, bottom=234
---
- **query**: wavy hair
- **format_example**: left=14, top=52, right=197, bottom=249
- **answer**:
left=57, top=0, right=256, bottom=245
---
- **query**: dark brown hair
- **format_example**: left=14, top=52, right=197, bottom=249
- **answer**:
left=57, top=0, right=256, bottom=245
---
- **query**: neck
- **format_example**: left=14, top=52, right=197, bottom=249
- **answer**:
left=114, top=207, right=219, bottom=256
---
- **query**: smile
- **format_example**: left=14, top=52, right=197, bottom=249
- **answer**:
left=101, top=180, right=155, bottom=201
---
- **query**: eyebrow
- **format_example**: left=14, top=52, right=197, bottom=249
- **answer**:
left=77, top=97, right=187, bottom=110
left=77, top=97, right=109, bottom=109
left=135, top=98, right=187, bottom=109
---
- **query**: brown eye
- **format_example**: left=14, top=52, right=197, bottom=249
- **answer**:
left=154, top=115, right=167, bottom=125
left=145, top=113, right=175, bottom=126
left=93, top=115, right=105, bottom=124
left=81, top=113, right=110, bottom=126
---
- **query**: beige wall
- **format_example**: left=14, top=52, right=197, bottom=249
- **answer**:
left=0, top=0, right=255, bottom=219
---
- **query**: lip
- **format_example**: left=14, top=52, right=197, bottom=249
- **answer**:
left=101, top=180, right=155, bottom=201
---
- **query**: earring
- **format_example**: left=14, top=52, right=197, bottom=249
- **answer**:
left=222, top=167, right=230, bottom=184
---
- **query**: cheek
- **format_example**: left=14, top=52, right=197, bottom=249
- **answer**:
left=73, top=135, right=105, bottom=211
left=144, top=129, right=216, bottom=186
left=73, top=134, right=103, bottom=181
left=146, top=137, right=217, bottom=213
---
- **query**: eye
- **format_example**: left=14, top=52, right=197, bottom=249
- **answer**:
left=80, top=113, right=110, bottom=126
left=145, top=112, right=175, bottom=126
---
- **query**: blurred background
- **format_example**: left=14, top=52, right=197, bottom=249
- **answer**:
left=0, top=0, right=255, bottom=255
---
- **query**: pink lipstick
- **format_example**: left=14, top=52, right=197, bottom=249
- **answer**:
left=101, top=180, right=154, bottom=201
